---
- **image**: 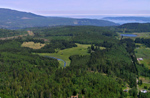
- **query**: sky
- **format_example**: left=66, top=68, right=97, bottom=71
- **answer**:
left=0, top=0, right=150, bottom=17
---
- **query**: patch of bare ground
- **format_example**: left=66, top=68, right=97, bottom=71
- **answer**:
left=27, top=30, right=34, bottom=36
left=21, top=41, right=45, bottom=49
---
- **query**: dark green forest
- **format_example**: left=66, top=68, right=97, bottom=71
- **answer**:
left=115, top=23, right=150, bottom=33
left=0, top=26, right=150, bottom=98
left=0, top=39, right=125, bottom=98
left=0, top=29, right=27, bottom=38
left=30, top=26, right=118, bottom=44
left=135, top=38, right=150, bottom=47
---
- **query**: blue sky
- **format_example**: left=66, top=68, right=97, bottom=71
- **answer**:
left=0, top=0, right=150, bottom=17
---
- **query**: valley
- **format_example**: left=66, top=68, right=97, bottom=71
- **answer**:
left=0, top=0, right=149, bottom=97
left=0, top=9, right=150, bottom=98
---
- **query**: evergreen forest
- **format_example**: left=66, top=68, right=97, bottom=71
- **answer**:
left=0, top=26, right=150, bottom=98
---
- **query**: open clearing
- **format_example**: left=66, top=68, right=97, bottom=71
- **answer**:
left=139, top=76, right=150, bottom=83
left=58, top=60, right=65, bottom=68
left=27, top=30, right=34, bottom=36
left=37, top=43, right=91, bottom=66
left=133, top=32, right=150, bottom=38
left=21, top=41, right=45, bottom=49
left=138, top=82, right=150, bottom=91
left=135, top=47, right=150, bottom=69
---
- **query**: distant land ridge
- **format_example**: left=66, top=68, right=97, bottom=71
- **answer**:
left=0, top=8, right=118, bottom=29
left=103, top=16, right=150, bottom=24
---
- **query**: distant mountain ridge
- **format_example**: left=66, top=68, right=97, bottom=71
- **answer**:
left=104, top=17, right=150, bottom=21
left=0, top=8, right=118, bottom=29
left=103, top=17, right=150, bottom=24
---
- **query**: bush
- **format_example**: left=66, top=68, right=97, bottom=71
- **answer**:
left=144, top=86, right=147, bottom=89
left=129, top=87, right=137, bottom=97
left=138, top=80, right=142, bottom=86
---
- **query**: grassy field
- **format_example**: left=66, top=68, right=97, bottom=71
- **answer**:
left=21, top=41, right=45, bottom=49
left=58, top=60, right=65, bottom=68
left=133, top=32, right=150, bottom=38
left=138, top=82, right=150, bottom=91
left=139, top=76, right=150, bottom=91
left=37, top=43, right=91, bottom=66
left=135, top=47, right=150, bottom=69
left=139, top=76, right=150, bottom=83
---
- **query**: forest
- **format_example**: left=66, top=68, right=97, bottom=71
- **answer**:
left=115, top=23, right=150, bottom=33
left=30, top=26, right=118, bottom=44
left=135, top=38, right=150, bottom=47
left=0, top=39, right=125, bottom=98
left=0, top=26, right=150, bottom=98
left=0, top=29, right=27, bottom=38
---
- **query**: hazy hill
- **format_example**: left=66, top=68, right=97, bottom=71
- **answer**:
left=103, top=17, right=150, bottom=24
left=0, top=8, right=118, bottom=29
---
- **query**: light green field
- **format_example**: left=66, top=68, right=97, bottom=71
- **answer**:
left=133, top=32, right=150, bottom=38
left=138, top=76, right=150, bottom=91
left=58, top=60, right=65, bottom=68
left=139, top=76, right=150, bottom=83
left=117, top=32, right=150, bottom=40
left=37, top=43, right=91, bottom=66
left=138, top=83, right=150, bottom=90
left=135, top=47, right=150, bottom=69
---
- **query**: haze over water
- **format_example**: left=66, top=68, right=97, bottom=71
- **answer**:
left=58, top=15, right=150, bottom=24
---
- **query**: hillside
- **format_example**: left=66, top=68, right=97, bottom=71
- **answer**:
left=0, top=8, right=118, bottom=29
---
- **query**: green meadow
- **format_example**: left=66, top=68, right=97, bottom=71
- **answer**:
left=139, top=76, right=150, bottom=83
left=133, top=32, right=150, bottom=38
left=135, top=47, right=150, bottom=69
left=138, top=82, right=150, bottom=91
left=58, top=60, right=65, bottom=68
left=37, top=43, right=91, bottom=66
left=139, top=76, right=150, bottom=90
